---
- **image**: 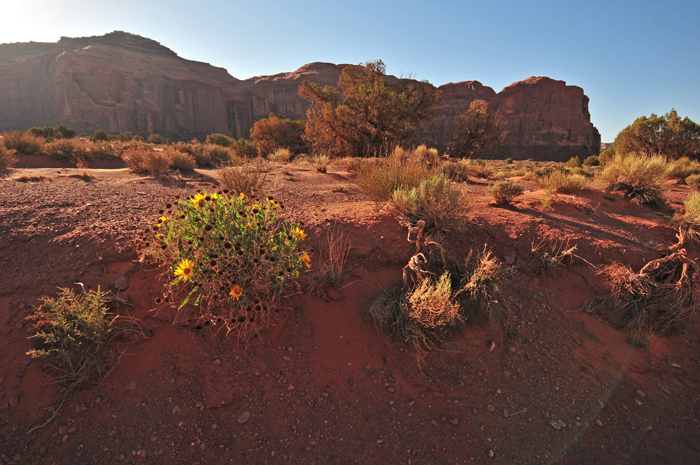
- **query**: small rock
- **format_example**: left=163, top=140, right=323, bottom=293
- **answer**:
left=575, top=421, right=582, bottom=427
left=126, top=381, right=136, bottom=390
left=321, top=392, right=329, bottom=397
left=283, top=356, right=291, bottom=362
left=13, top=453, right=21, bottom=462
left=112, top=276, right=129, bottom=291
left=9, top=393, right=19, bottom=408
left=503, top=409, right=509, bottom=417
left=67, top=425, right=77, bottom=433
left=487, top=405, right=495, bottom=412
left=635, top=399, right=643, bottom=406
left=76, top=404, right=87, bottom=413
left=509, top=346, right=516, bottom=353
left=95, top=396, right=102, bottom=404
left=386, top=386, right=395, bottom=393
left=550, top=420, right=562, bottom=431
left=596, top=419, right=603, bottom=427
left=488, top=450, right=494, bottom=458
left=18, top=303, right=25, bottom=310
left=237, top=412, right=250, bottom=424
left=449, top=418, right=458, bottom=425
left=39, top=446, right=47, bottom=455
left=376, top=438, right=384, bottom=444
left=287, top=384, right=295, bottom=391
left=670, top=362, right=681, bottom=368
left=641, top=426, right=652, bottom=433
left=636, top=390, right=646, bottom=397
left=213, top=359, right=221, bottom=366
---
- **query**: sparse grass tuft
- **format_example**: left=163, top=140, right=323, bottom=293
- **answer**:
left=308, top=227, right=351, bottom=300
left=683, top=192, right=700, bottom=229
left=216, top=162, right=267, bottom=197
left=536, top=170, right=587, bottom=194
left=122, top=149, right=171, bottom=176
left=0, top=145, right=18, bottom=169
left=487, top=180, right=524, bottom=205
left=356, top=146, right=435, bottom=202
left=313, top=154, right=330, bottom=173
left=600, top=153, right=668, bottom=205
left=391, top=175, right=471, bottom=231
left=666, top=157, right=700, bottom=181
left=269, top=148, right=293, bottom=163
left=686, top=174, right=700, bottom=191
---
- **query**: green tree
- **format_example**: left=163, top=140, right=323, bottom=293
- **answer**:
left=250, top=113, right=307, bottom=157
left=611, top=109, right=700, bottom=160
left=299, top=60, right=442, bottom=158
left=206, top=133, right=233, bottom=147
left=147, top=133, right=165, bottom=145
left=93, top=129, right=109, bottom=142
left=448, top=100, right=502, bottom=159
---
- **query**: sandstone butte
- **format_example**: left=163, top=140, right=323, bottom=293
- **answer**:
left=0, top=31, right=600, bottom=160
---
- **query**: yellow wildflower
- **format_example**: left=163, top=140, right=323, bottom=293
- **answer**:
left=229, top=285, right=243, bottom=301
left=191, top=193, right=206, bottom=207
left=246, top=222, right=253, bottom=229
left=293, top=227, right=307, bottom=241
left=302, top=252, right=311, bottom=269
left=239, top=193, right=247, bottom=201
left=210, top=192, right=221, bottom=200
left=266, top=197, right=278, bottom=207
left=174, top=259, right=194, bottom=282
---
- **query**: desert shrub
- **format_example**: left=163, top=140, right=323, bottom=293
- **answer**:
left=92, top=130, right=109, bottom=142
left=487, top=180, right=524, bottom=205
left=176, top=141, right=212, bottom=167
left=588, top=252, right=697, bottom=335
left=391, top=174, right=472, bottom=231
left=683, top=192, right=700, bottom=228
left=206, top=133, right=233, bottom=147
left=566, top=156, right=582, bottom=168
left=505, top=157, right=513, bottom=164
left=686, top=174, right=700, bottom=191
left=308, top=227, right=350, bottom=299
left=268, top=148, right=292, bottom=163
left=536, top=170, right=587, bottom=194
left=167, top=148, right=197, bottom=171
left=456, top=159, right=493, bottom=179
left=666, top=157, right=700, bottom=181
left=147, top=133, right=165, bottom=145
left=356, top=146, right=435, bottom=202
left=584, top=155, right=600, bottom=166
left=216, top=163, right=267, bottom=197
left=0, top=145, right=18, bottom=169
left=90, top=141, right=120, bottom=160
left=133, top=135, right=144, bottom=142
left=600, top=153, right=668, bottom=205
left=41, top=138, right=90, bottom=161
left=568, top=166, right=594, bottom=178
left=142, top=191, right=309, bottom=339
left=123, top=148, right=171, bottom=176
left=117, top=132, right=133, bottom=142
left=231, top=139, right=259, bottom=159
left=26, top=288, right=116, bottom=388
left=313, top=154, right=329, bottom=173
left=250, top=113, right=307, bottom=156
left=3, top=131, right=43, bottom=154
left=206, top=145, right=234, bottom=164
left=414, top=144, right=440, bottom=166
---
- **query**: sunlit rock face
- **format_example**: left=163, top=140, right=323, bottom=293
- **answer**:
left=0, top=32, right=599, bottom=159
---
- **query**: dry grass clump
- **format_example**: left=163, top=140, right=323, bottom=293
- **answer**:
left=216, top=162, right=267, bottom=197
left=685, top=174, right=700, bottom=191
left=529, top=239, right=577, bottom=275
left=683, top=192, right=700, bottom=229
left=206, top=145, right=235, bottom=164
left=391, top=175, right=472, bottom=231
left=536, top=170, right=587, bottom=194
left=356, top=146, right=435, bottom=202
left=167, top=148, right=197, bottom=171
left=600, top=153, right=668, bottom=205
left=123, top=148, right=171, bottom=176
left=487, top=180, right=524, bottom=205
left=40, top=139, right=121, bottom=162
left=308, top=227, right=351, bottom=300
left=313, top=154, right=330, bottom=173
left=666, top=157, right=700, bottom=181
left=3, top=131, right=43, bottom=154
left=365, top=222, right=500, bottom=359
left=0, top=145, right=18, bottom=169
left=443, top=158, right=493, bottom=181
left=269, top=148, right=293, bottom=163
left=589, top=245, right=697, bottom=335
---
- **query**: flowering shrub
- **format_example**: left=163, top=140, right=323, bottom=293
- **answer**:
left=142, top=189, right=310, bottom=338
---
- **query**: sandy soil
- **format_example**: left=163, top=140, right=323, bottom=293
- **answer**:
left=0, top=160, right=698, bottom=465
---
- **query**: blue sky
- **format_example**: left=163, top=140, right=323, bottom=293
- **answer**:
left=2, top=0, right=699, bottom=142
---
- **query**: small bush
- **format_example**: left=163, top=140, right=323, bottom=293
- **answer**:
left=231, top=139, right=259, bottom=159
left=269, top=148, right=292, bottom=163
left=536, top=170, right=587, bottom=194
left=123, top=149, right=171, bottom=176
left=356, top=146, right=435, bottom=202
left=686, top=174, right=700, bottom=191
left=505, top=157, right=513, bottom=165
left=444, top=159, right=493, bottom=181
left=117, top=132, right=133, bottom=142
left=206, top=145, right=234, bottom=164
left=206, top=133, right=233, bottom=147
left=414, top=144, right=440, bottom=166
left=583, top=155, right=600, bottom=166
left=600, top=153, right=668, bottom=205
left=93, top=130, right=109, bottom=143
left=391, top=174, right=472, bottom=231
left=216, top=163, right=267, bottom=197
left=147, top=134, right=165, bottom=145
left=26, top=288, right=116, bottom=389
left=0, top=145, right=18, bottom=169
left=167, top=149, right=197, bottom=171
left=90, top=141, right=120, bottom=160
left=487, top=180, right=524, bottom=205
left=41, top=139, right=90, bottom=161
left=3, top=131, right=43, bottom=154
left=176, top=141, right=212, bottom=167
left=313, top=154, right=329, bottom=173
left=566, top=156, right=582, bottom=168
left=684, top=192, right=700, bottom=228
left=143, top=191, right=309, bottom=339
left=666, top=157, right=700, bottom=181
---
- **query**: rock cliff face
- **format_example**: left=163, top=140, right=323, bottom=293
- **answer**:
left=0, top=32, right=600, bottom=159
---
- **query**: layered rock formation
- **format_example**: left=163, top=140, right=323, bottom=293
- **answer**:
left=0, top=32, right=600, bottom=159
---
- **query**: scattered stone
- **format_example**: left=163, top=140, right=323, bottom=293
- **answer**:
left=321, top=392, right=329, bottom=397
left=503, top=409, right=509, bottom=417
left=126, top=381, right=136, bottom=390
left=67, top=425, right=77, bottom=433
left=636, top=390, right=646, bottom=397
left=112, top=276, right=129, bottom=291
left=283, top=356, right=291, bottom=362
left=59, top=426, right=68, bottom=435
left=408, top=401, right=415, bottom=407
left=172, top=406, right=179, bottom=414
left=39, top=446, right=46, bottom=455
left=376, top=438, right=384, bottom=444
left=386, top=386, right=395, bottom=393
left=237, top=411, right=250, bottom=424
left=670, top=363, right=681, bottom=368
left=596, top=419, right=603, bottom=427
left=550, top=420, right=562, bottom=431
left=95, top=396, right=102, bottom=404
left=287, top=384, right=295, bottom=391
left=449, top=419, right=458, bottom=426
left=487, top=405, right=495, bottom=412
left=13, top=453, right=21, bottom=462
left=213, top=359, right=221, bottom=366
left=488, top=450, right=494, bottom=458
left=9, top=393, right=19, bottom=408
left=76, top=404, right=88, bottom=413
left=509, top=346, right=516, bottom=353
left=641, top=426, right=652, bottom=433
left=635, top=399, right=643, bottom=406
